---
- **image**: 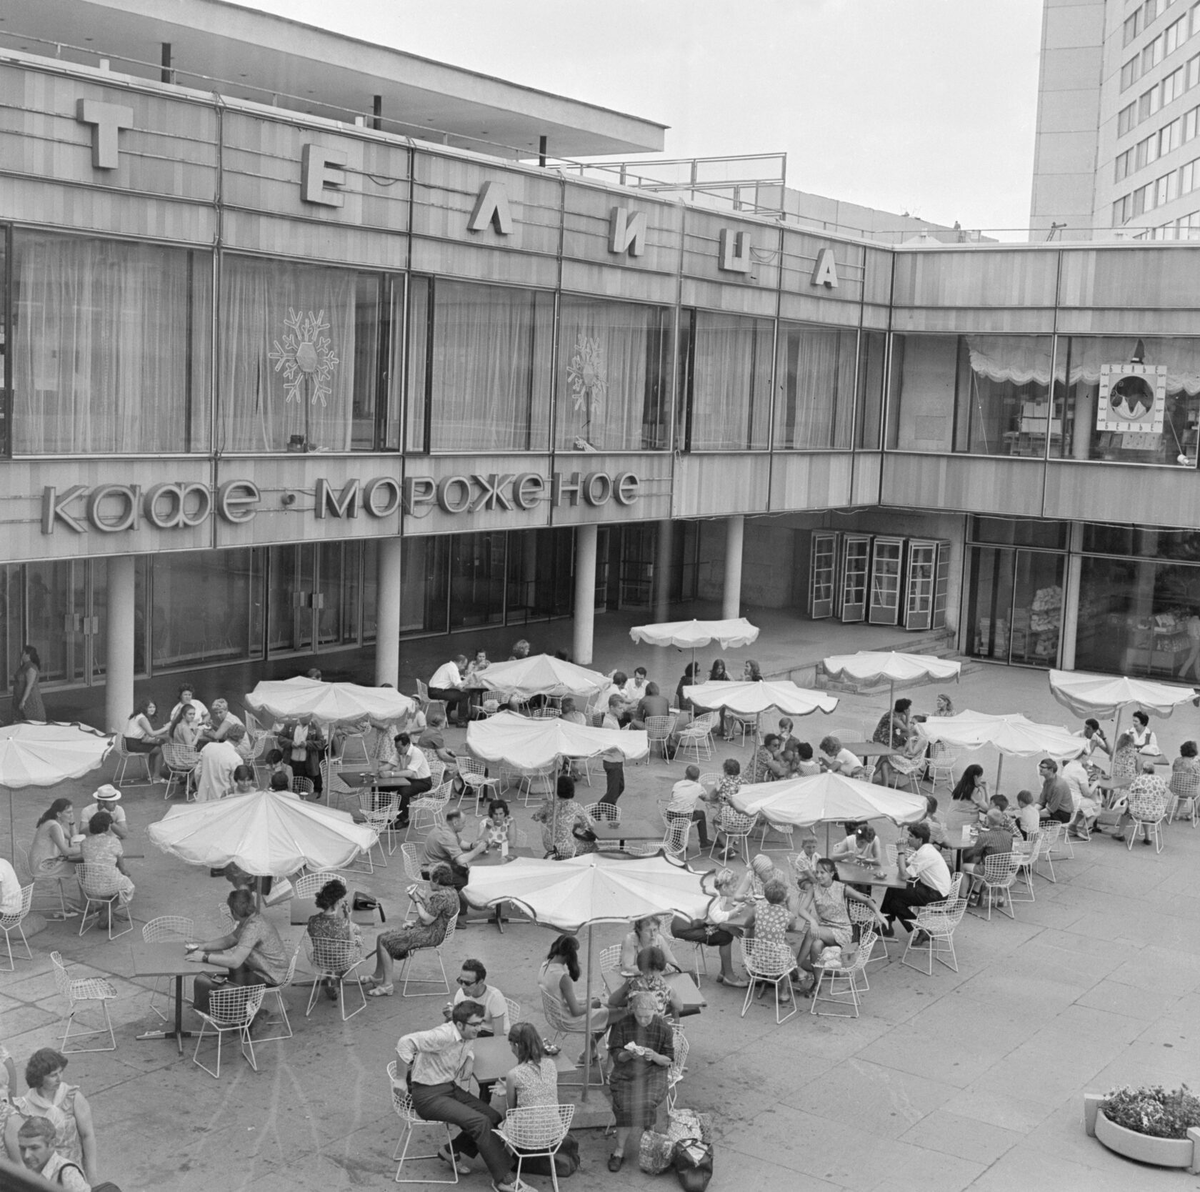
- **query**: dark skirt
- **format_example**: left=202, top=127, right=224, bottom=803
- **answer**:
left=609, top=1064, right=668, bottom=1129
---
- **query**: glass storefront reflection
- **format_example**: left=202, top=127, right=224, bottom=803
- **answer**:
left=966, top=546, right=1064, bottom=668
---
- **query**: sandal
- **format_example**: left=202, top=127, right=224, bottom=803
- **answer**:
left=367, top=983, right=394, bottom=997
left=716, top=973, right=749, bottom=988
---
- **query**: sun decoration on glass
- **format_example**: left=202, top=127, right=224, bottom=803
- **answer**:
left=566, top=331, right=606, bottom=446
left=269, top=308, right=340, bottom=406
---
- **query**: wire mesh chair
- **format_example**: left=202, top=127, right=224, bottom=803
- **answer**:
left=162, top=743, right=201, bottom=801
left=192, top=982, right=266, bottom=1079
left=970, top=852, right=1020, bottom=920
left=408, top=781, right=453, bottom=839
left=539, top=991, right=606, bottom=1087
left=0, top=884, right=34, bottom=970
left=398, top=913, right=458, bottom=996
left=495, top=1105, right=575, bottom=1192
left=320, top=760, right=360, bottom=813
left=1169, top=765, right=1200, bottom=826
left=113, top=733, right=153, bottom=785
left=739, top=937, right=799, bottom=1024
left=1034, top=821, right=1062, bottom=882
left=1127, top=790, right=1168, bottom=852
left=901, top=897, right=968, bottom=975
left=927, top=743, right=959, bottom=794
left=18, top=848, right=78, bottom=920
left=811, top=929, right=876, bottom=1019
left=256, top=944, right=301, bottom=1042
left=1011, top=833, right=1044, bottom=903
left=142, top=915, right=196, bottom=1020
left=676, top=712, right=719, bottom=763
left=51, top=950, right=117, bottom=1052
left=583, top=801, right=623, bottom=853
left=292, top=871, right=345, bottom=900
left=664, top=1027, right=691, bottom=1114
left=77, top=863, right=133, bottom=939
left=305, top=934, right=368, bottom=1020
left=644, top=715, right=677, bottom=764
left=243, top=731, right=273, bottom=786
left=846, top=899, right=889, bottom=984
left=387, top=1059, right=459, bottom=1184
left=292, top=775, right=315, bottom=799
left=710, top=808, right=755, bottom=865
left=457, top=756, right=500, bottom=808
left=400, top=845, right=430, bottom=922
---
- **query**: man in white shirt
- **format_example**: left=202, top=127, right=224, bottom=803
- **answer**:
left=0, top=855, right=21, bottom=915
left=396, top=1003, right=515, bottom=1189
left=194, top=726, right=246, bottom=802
left=18, top=1117, right=91, bottom=1192
left=80, top=784, right=127, bottom=841
left=879, top=822, right=951, bottom=940
left=622, top=667, right=649, bottom=704
left=600, top=695, right=627, bottom=804
left=379, top=733, right=433, bottom=826
left=429, top=656, right=471, bottom=727
left=1061, top=757, right=1091, bottom=812
left=666, top=764, right=711, bottom=849
left=450, top=958, right=510, bottom=1103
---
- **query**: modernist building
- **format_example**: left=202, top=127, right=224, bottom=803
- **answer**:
left=1032, top=0, right=1200, bottom=239
left=4, top=0, right=1200, bottom=735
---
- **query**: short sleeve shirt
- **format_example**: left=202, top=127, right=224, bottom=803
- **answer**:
left=235, top=913, right=290, bottom=985
left=452, top=982, right=509, bottom=1034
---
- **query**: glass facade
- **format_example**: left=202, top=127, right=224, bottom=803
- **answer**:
left=685, top=311, right=772, bottom=450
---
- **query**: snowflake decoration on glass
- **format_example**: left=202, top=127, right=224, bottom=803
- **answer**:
left=566, top=331, right=606, bottom=425
left=269, top=308, right=339, bottom=406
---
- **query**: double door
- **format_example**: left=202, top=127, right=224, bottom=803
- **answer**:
left=27, top=559, right=110, bottom=685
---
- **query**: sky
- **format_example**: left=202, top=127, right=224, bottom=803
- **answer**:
left=244, top=0, right=1046, bottom=233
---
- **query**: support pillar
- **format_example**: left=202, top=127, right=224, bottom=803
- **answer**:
left=105, top=556, right=136, bottom=735
left=723, top=515, right=745, bottom=620
left=1059, top=523, right=1082, bottom=670
left=375, top=537, right=402, bottom=687
left=573, top=524, right=598, bottom=666
left=654, top=519, right=673, bottom=623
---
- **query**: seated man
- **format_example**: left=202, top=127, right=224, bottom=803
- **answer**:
left=960, top=809, right=1015, bottom=904
left=422, top=809, right=488, bottom=916
left=622, top=667, right=650, bottom=704
left=428, top=656, right=471, bottom=727
left=1037, top=758, right=1073, bottom=824
left=79, top=784, right=127, bottom=841
left=396, top=1002, right=516, bottom=1190
left=558, top=697, right=586, bottom=726
left=17, top=1116, right=90, bottom=1192
left=200, top=698, right=243, bottom=745
left=629, top=682, right=670, bottom=730
left=377, top=733, right=433, bottom=827
left=450, top=958, right=511, bottom=1103
left=879, top=822, right=951, bottom=939
left=665, top=764, right=710, bottom=849
left=1015, top=789, right=1041, bottom=840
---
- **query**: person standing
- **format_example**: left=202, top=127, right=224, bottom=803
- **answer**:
left=665, top=764, right=711, bottom=849
left=600, top=695, right=627, bottom=805
left=11, top=645, right=44, bottom=722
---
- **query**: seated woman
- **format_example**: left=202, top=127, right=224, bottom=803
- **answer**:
left=951, top=763, right=989, bottom=807
left=605, top=990, right=675, bottom=1173
left=745, top=879, right=801, bottom=971
left=921, top=795, right=949, bottom=846
left=79, top=812, right=134, bottom=915
left=124, top=699, right=168, bottom=780
left=1079, top=718, right=1111, bottom=763
left=960, top=809, right=1017, bottom=903
left=830, top=823, right=886, bottom=870
left=538, top=934, right=620, bottom=1064
left=751, top=734, right=788, bottom=783
left=618, top=916, right=681, bottom=975
left=607, top=946, right=683, bottom=1022
left=871, top=698, right=913, bottom=786
left=29, top=798, right=82, bottom=875
left=670, top=868, right=749, bottom=987
left=186, top=887, right=290, bottom=1014
left=167, top=701, right=202, bottom=752
left=795, top=859, right=886, bottom=990
left=1170, top=740, right=1200, bottom=819
left=480, top=798, right=518, bottom=852
left=532, top=775, right=597, bottom=860
left=364, top=862, right=458, bottom=997
left=306, top=878, right=363, bottom=1000
left=505, top=1020, right=559, bottom=1109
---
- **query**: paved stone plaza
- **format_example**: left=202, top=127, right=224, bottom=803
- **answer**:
left=4, top=653, right=1200, bottom=1191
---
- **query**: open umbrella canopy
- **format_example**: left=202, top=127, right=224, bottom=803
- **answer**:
left=147, top=789, right=376, bottom=875
left=245, top=676, right=415, bottom=728
left=683, top=678, right=838, bottom=718
left=466, top=710, right=648, bottom=769
left=731, top=771, right=927, bottom=828
left=462, top=851, right=714, bottom=930
left=1048, top=669, right=1195, bottom=721
left=629, top=617, right=760, bottom=651
left=920, top=711, right=1087, bottom=760
left=822, top=651, right=962, bottom=688
left=0, top=721, right=113, bottom=787
left=477, top=654, right=610, bottom=701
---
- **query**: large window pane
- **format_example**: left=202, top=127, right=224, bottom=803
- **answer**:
left=964, top=546, right=1063, bottom=667
left=505, top=528, right=574, bottom=622
left=774, top=322, right=856, bottom=450
left=219, top=256, right=392, bottom=453
left=13, top=233, right=210, bottom=453
left=400, top=537, right=449, bottom=635
left=150, top=548, right=264, bottom=669
left=449, top=532, right=505, bottom=630
left=557, top=297, right=670, bottom=451
left=856, top=330, right=886, bottom=449
left=1053, top=335, right=1200, bottom=466
left=267, top=544, right=314, bottom=655
left=409, top=277, right=552, bottom=452
left=687, top=312, right=771, bottom=449
left=887, top=334, right=1053, bottom=456
left=0, top=564, right=25, bottom=702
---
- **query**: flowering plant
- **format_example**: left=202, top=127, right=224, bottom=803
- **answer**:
left=1101, top=1085, right=1200, bottom=1140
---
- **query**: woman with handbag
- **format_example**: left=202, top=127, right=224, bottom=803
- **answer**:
left=605, top=991, right=675, bottom=1173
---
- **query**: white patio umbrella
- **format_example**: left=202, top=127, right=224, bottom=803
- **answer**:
left=822, top=651, right=962, bottom=743
left=148, top=788, right=376, bottom=877
left=476, top=654, right=610, bottom=702
left=629, top=617, right=760, bottom=674
left=1048, top=669, right=1196, bottom=746
left=0, top=721, right=114, bottom=861
left=919, top=710, right=1087, bottom=794
left=466, top=710, right=648, bottom=770
left=463, top=852, right=715, bottom=1097
left=244, top=676, right=415, bottom=728
left=683, top=678, right=838, bottom=749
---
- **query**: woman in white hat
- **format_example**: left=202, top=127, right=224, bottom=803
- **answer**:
left=78, top=786, right=126, bottom=841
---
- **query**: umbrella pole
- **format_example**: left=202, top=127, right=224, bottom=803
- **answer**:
left=995, top=754, right=1004, bottom=796
left=1112, top=707, right=1123, bottom=753
left=888, top=678, right=895, bottom=745
left=6, top=785, right=13, bottom=863
left=582, top=926, right=595, bottom=1103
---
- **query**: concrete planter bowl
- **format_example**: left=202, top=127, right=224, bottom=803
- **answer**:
left=1084, top=1093, right=1200, bottom=1171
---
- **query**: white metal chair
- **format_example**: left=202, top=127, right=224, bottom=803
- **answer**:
left=811, top=929, right=876, bottom=1018
left=675, top=712, right=718, bottom=763
left=662, top=812, right=695, bottom=860
left=539, top=991, right=606, bottom=1086
left=1127, top=790, right=1168, bottom=852
left=142, top=915, right=196, bottom=1020
left=400, top=845, right=430, bottom=922
left=739, top=937, right=798, bottom=1024
left=457, top=757, right=500, bottom=807
left=710, top=808, right=755, bottom=864
left=644, top=715, right=676, bottom=763
left=19, top=848, right=78, bottom=920
left=727, top=711, right=757, bottom=747
left=113, top=733, right=153, bottom=785
left=495, top=1105, right=575, bottom=1192
left=846, top=899, right=889, bottom=982
left=399, top=913, right=458, bottom=996
left=292, top=870, right=345, bottom=900
left=256, top=944, right=301, bottom=1042
left=387, top=1059, right=459, bottom=1184
left=51, top=950, right=117, bottom=1052
left=901, top=897, right=968, bottom=975
left=408, top=781, right=453, bottom=839
left=305, top=934, right=368, bottom=1020
left=665, top=1025, right=690, bottom=1111
left=1011, top=833, right=1044, bottom=903
left=1169, top=766, right=1200, bottom=826
left=320, top=760, right=361, bottom=813
left=192, top=982, right=266, bottom=1079
left=970, top=851, right=1020, bottom=920
left=0, top=884, right=34, bottom=969
left=599, top=944, right=623, bottom=973
left=504, top=996, right=522, bottom=1026
left=292, top=775, right=315, bottom=799
left=162, top=743, right=201, bottom=800
left=927, top=743, right=959, bottom=794
left=1034, top=820, right=1062, bottom=882
left=77, top=863, right=133, bottom=939
left=584, top=801, right=623, bottom=852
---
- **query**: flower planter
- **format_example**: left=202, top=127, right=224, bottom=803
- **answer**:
left=1095, top=1108, right=1195, bottom=1168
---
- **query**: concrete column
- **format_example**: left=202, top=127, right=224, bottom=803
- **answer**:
left=105, top=555, right=136, bottom=734
left=723, top=515, right=745, bottom=620
left=573, top=524, right=598, bottom=665
left=1059, top=523, right=1083, bottom=670
left=374, top=537, right=402, bottom=687
left=654, top=519, right=673, bottom=622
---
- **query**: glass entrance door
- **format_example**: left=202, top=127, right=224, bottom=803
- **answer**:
left=868, top=537, right=904, bottom=625
left=618, top=524, right=657, bottom=609
left=904, top=540, right=938, bottom=631
left=268, top=544, right=316, bottom=656
left=840, top=535, right=871, bottom=623
left=808, top=532, right=838, bottom=619
left=965, top=547, right=1064, bottom=667
left=34, top=560, right=107, bottom=685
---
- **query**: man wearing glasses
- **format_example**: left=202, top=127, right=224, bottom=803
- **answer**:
left=448, top=959, right=511, bottom=1103
left=396, top=1001, right=516, bottom=1191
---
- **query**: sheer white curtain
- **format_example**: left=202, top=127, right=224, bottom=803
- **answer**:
left=13, top=234, right=207, bottom=453
left=774, top=324, right=855, bottom=449
left=557, top=298, right=655, bottom=450
left=429, top=280, right=551, bottom=451
left=690, top=313, right=771, bottom=449
left=219, top=257, right=356, bottom=452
